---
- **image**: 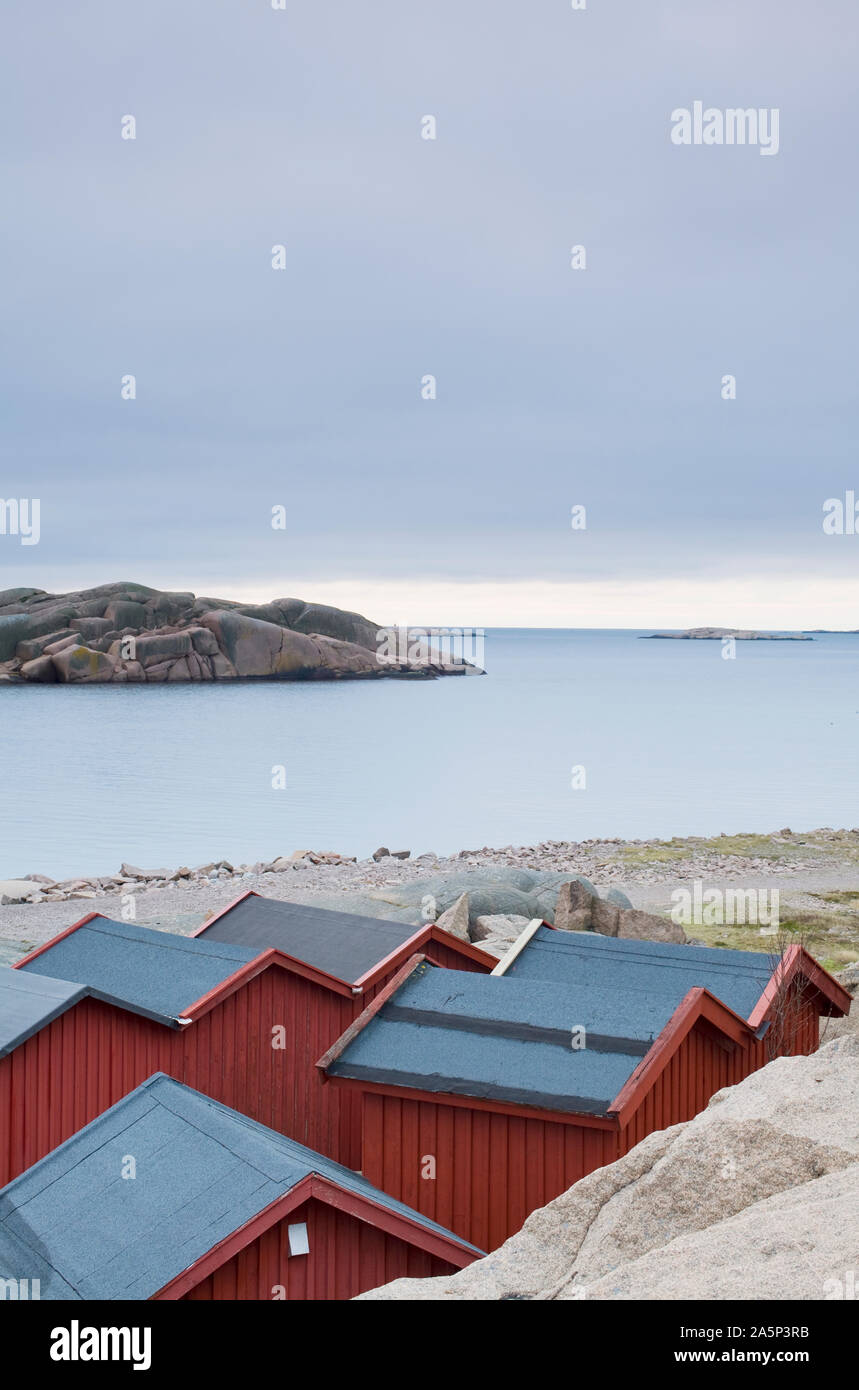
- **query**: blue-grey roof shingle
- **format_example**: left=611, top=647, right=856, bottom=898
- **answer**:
left=326, top=933, right=779, bottom=1116
left=17, top=919, right=258, bottom=1026
left=326, top=960, right=684, bottom=1115
left=505, top=927, right=774, bottom=1020
left=0, top=1073, right=480, bottom=1299
left=196, top=894, right=425, bottom=984
left=0, top=967, right=87, bottom=1058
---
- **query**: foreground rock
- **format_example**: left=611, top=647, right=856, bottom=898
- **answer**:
left=824, top=962, right=859, bottom=1042
left=358, top=1036, right=859, bottom=1300
left=0, top=584, right=475, bottom=684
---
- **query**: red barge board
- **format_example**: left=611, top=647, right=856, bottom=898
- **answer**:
left=318, top=932, right=850, bottom=1253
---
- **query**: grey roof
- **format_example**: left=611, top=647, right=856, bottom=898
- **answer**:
left=17, top=919, right=258, bottom=1027
left=0, top=967, right=87, bottom=1058
left=196, top=894, right=424, bottom=984
left=505, top=927, right=774, bottom=1020
left=0, top=1073, right=480, bottom=1299
left=326, top=960, right=680, bottom=1115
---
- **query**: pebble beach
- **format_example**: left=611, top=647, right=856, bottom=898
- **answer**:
left=3, top=826, right=859, bottom=966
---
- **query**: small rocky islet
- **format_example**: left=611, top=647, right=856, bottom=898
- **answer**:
left=0, top=582, right=471, bottom=684
left=642, top=626, right=813, bottom=640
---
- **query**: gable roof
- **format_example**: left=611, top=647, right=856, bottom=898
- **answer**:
left=194, top=891, right=476, bottom=986
left=503, top=927, right=773, bottom=1018
left=321, top=957, right=684, bottom=1116
left=503, top=927, right=849, bottom=1021
left=0, top=1073, right=480, bottom=1300
left=320, top=932, right=851, bottom=1122
left=746, top=941, right=852, bottom=1024
left=15, top=918, right=258, bottom=1027
left=0, top=967, right=87, bottom=1058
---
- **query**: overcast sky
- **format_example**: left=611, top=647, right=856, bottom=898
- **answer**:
left=2, top=0, right=858, bottom=626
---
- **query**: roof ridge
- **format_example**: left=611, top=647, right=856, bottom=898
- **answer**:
left=529, top=935, right=775, bottom=973
left=381, top=1001, right=654, bottom=1053
left=147, top=1073, right=388, bottom=1175
left=0, top=963, right=83, bottom=992
left=80, top=917, right=256, bottom=960
left=0, top=1088, right=163, bottom=1207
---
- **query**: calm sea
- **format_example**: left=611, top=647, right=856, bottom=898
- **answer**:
left=2, top=629, right=857, bottom=880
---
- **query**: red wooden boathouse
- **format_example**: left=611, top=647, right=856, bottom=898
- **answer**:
left=189, top=890, right=495, bottom=1165
left=0, top=902, right=493, bottom=1183
left=318, top=930, right=850, bottom=1252
left=0, top=1074, right=480, bottom=1300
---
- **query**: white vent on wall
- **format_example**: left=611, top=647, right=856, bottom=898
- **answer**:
left=288, top=1222, right=310, bottom=1256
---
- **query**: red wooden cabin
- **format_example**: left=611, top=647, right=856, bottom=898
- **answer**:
left=0, top=905, right=493, bottom=1183
left=189, top=890, right=495, bottom=1165
left=0, top=1074, right=480, bottom=1301
left=318, top=931, right=850, bottom=1253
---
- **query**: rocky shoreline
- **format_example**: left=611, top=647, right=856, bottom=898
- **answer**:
left=0, top=583, right=472, bottom=684
left=3, top=827, right=859, bottom=967
left=5, top=827, right=853, bottom=907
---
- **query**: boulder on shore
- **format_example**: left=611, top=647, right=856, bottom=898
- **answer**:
left=435, top=893, right=471, bottom=943
left=300, top=868, right=685, bottom=948
left=0, top=879, right=44, bottom=904
left=553, top=877, right=685, bottom=943
left=358, top=1036, right=859, bottom=1300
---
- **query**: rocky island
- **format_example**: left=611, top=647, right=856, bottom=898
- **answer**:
left=0, top=583, right=473, bottom=684
left=642, top=627, right=812, bottom=641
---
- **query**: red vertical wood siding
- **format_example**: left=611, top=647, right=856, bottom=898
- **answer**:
left=360, top=1092, right=618, bottom=1254
left=619, top=984, right=822, bottom=1156
left=0, top=945, right=490, bottom=1187
left=178, top=1195, right=456, bottom=1300
left=422, top=939, right=487, bottom=971
left=355, top=982, right=830, bottom=1252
